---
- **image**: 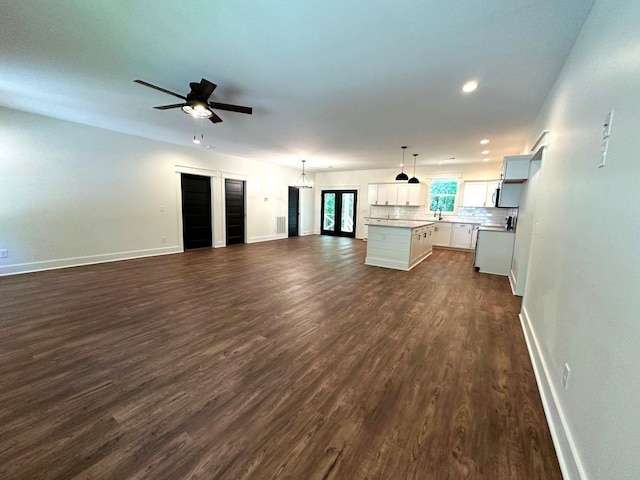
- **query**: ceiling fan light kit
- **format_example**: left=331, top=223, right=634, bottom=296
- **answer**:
left=395, top=145, right=409, bottom=181
left=182, top=101, right=214, bottom=118
left=134, top=78, right=253, bottom=125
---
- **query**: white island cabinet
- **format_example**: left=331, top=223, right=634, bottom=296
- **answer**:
left=365, top=219, right=434, bottom=271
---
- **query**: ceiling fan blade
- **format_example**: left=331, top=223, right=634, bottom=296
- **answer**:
left=209, top=111, right=223, bottom=123
left=199, top=78, right=217, bottom=99
left=153, top=103, right=186, bottom=110
left=208, top=102, right=253, bottom=114
left=134, top=80, right=186, bottom=100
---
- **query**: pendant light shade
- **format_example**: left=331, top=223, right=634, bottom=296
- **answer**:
left=294, top=159, right=313, bottom=189
left=408, top=153, right=420, bottom=183
left=395, top=146, right=409, bottom=181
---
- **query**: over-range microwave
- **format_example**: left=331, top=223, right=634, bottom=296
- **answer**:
left=493, top=183, right=521, bottom=208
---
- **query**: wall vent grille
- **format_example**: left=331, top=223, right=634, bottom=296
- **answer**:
left=276, top=216, right=286, bottom=234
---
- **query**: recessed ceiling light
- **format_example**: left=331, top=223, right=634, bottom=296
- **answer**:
left=483, top=158, right=489, bottom=162
left=462, top=81, right=478, bottom=93
left=438, top=161, right=443, bottom=164
left=480, top=139, right=490, bottom=145
left=481, top=150, right=490, bottom=154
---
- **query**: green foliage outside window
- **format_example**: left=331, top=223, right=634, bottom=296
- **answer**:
left=429, top=178, right=458, bottom=212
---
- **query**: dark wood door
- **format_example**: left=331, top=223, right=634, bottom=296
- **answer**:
left=225, top=179, right=245, bottom=245
left=181, top=173, right=212, bottom=250
left=288, top=187, right=299, bottom=237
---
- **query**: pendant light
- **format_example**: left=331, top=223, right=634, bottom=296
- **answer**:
left=408, top=153, right=420, bottom=183
left=395, top=146, right=409, bottom=181
left=294, top=159, right=313, bottom=189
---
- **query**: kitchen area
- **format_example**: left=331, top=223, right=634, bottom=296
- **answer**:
left=361, top=153, right=536, bottom=293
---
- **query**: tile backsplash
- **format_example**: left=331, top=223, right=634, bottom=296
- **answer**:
left=369, top=205, right=518, bottom=227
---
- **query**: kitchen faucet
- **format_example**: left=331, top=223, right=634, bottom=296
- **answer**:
left=433, top=208, right=443, bottom=221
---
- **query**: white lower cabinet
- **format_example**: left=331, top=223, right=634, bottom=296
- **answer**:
left=433, top=222, right=477, bottom=249
left=434, top=222, right=453, bottom=246
left=474, top=229, right=516, bottom=276
left=452, top=224, right=473, bottom=249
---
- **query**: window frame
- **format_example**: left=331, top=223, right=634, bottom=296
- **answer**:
left=426, top=176, right=462, bottom=216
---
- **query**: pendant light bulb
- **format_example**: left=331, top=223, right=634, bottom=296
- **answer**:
left=408, top=153, right=420, bottom=183
left=395, top=146, right=409, bottom=181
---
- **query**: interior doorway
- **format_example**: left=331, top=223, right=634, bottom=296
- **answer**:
left=225, top=178, right=245, bottom=245
left=321, top=190, right=357, bottom=238
left=288, top=187, right=299, bottom=237
left=181, top=173, right=212, bottom=249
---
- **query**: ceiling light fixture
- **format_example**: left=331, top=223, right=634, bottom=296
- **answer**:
left=481, top=150, right=490, bottom=154
left=294, top=159, right=313, bottom=189
left=395, top=146, right=409, bottom=181
left=480, top=139, right=490, bottom=145
left=182, top=100, right=213, bottom=119
left=462, top=80, right=478, bottom=93
left=408, top=154, right=420, bottom=184
left=483, top=158, right=490, bottom=162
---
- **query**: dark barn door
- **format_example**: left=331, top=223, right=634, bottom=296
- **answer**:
left=288, top=187, right=299, bottom=237
left=181, top=173, right=212, bottom=250
left=225, top=179, right=245, bottom=245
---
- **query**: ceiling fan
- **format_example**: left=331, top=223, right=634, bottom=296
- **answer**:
left=134, top=78, right=252, bottom=124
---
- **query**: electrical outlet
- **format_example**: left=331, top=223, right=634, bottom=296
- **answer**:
left=0, top=249, right=8, bottom=258
left=562, top=363, right=572, bottom=390
left=161, top=236, right=166, bottom=244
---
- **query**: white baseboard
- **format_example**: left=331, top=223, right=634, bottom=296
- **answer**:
left=0, top=246, right=182, bottom=276
left=509, top=269, right=517, bottom=295
left=247, top=234, right=287, bottom=244
left=520, top=306, right=586, bottom=480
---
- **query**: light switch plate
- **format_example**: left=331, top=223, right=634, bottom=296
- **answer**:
left=603, top=110, right=614, bottom=138
left=0, top=249, right=8, bottom=258
left=598, top=138, right=609, bottom=167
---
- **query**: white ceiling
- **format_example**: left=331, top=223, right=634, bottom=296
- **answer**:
left=0, top=0, right=594, bottom=172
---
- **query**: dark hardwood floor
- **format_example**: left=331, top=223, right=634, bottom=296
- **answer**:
left=0, top=236, right=561, bottom=479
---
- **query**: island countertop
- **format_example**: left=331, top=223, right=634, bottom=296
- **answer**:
left=364, top=218, right=435, bottom=228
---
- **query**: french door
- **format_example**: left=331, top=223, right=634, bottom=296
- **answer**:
left=321, top=190, right=357, bottom=238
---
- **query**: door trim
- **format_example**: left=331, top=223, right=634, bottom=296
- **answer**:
left=314, top=185, right=361, bottom=237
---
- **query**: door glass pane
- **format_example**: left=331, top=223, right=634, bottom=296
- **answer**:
left=323, top=193, right=336, bottom=231
left=341, top=193, right=355, bottom=233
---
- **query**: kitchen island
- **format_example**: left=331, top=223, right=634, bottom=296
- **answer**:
left=364, top=219, right=435, bottom=270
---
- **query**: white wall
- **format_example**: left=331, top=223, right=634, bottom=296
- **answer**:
left=0, top=107, right=314, bottom=275
left=314, top=162, right=502, bottom=238
left=520, top=0, right=640, bottom=478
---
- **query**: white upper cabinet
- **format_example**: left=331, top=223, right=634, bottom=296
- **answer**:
left=461, top=180, right=500, bottom=207
left=461, top=182, right=488, bottom=207
left=397, top=184, right=424, bottom=206
left=367, top=184, right=379, bottom=205
left=368, top=183, right=424, bottom=206
left=501, top=155, right=531, bottom=182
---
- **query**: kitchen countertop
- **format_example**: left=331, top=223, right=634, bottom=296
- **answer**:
left=365, top=216, right=481, bottom=225
left=364, top=218, right=434, bottom=228
left=478, top=226, right=515, bottom=233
